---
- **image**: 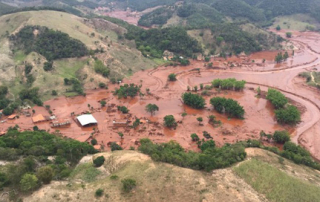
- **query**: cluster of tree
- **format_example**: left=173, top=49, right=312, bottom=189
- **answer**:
left=240, top=137, right=320, bottom=170
left=210, top=23, right=263, bottom=54
left=125, top=27, right=202, bottom=58
left=0, top=86, right=20, bottom=116
left=182, top=93, right=206, bottom=109
left=117, top=106, right=129, bottom=114
left=266, top=88, right=300, bottom=124
left=138, top=7, right=173, bottom=27
left=113, top=84, right=141, bottom=99
left=210, top=97, right=245, bottom=119
left=94, top=60, right=110, bottom=77
left=19, top=87, right=43, bottom=106
left=0, top=128, right=96, bottom=195
left=275, top=51, right=289, bottom=63
left=64, top=78, right=84, bottom=95
left=211, top=78, right=246, bottom=91
left=260, top=130, right=291, bottom=144
left=9, top=26, right=88, bottom=61
left=266, top=89, right=288, bottom=109
left=122, top=0, right=178, bottom=11
left=213, top=0, right=266, bottom=22
left=0, top=5, right=69, bottom=17
left=138, top=138, right=246, bottom=171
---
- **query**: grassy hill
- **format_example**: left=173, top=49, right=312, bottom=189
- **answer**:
left=0, top=10, right=156, bottom=101
left=0, top=2, right=14, bottom=15
left=21, top=148, right=320, bottom=202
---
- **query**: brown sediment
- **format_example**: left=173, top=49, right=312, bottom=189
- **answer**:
left=2, top=31, right=320, bottom=160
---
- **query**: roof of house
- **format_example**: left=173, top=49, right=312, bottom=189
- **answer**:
left=8, top=114, right=17, bottom=119
left=32, top=114, right=46, bottom=123
left=77, top=114, right=98, bottom=126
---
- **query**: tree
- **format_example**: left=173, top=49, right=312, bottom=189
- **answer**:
left=200, top=84, right=204, bottom=90
left=197, top=117, right=203, bottom=125
left=275, top=52, right=283, bottom=63
left=95, top=188, right=104, bottom=197
left=286, top=32, right=292, bottom=38
left=257, top=86, right=261, bottom=96
left=25, top=63, right=33, bottom=75
left=117, top=106, right=129, bottom=114
left=51, top=90, right=57, bottom=96
left=121, top=178, right=137, bottom=193
left=275, top=105, right=301, bottom=125
left=93, top=156, right=105, bottom=167
left=168, top=73, right=177, bottom=81
left=43, top=61, right=53, bottom=71
left=182, top=93, right=206, bottom=109
left=37, top=166, right=54, bottom=184
left=100, top=100, right=106, bottom=107
left=276, top=25, right=281, bottom=31
left=200, top=140, right=215, bottom=152
left=33, top=126, right=39, bottom=131
left=273, top=130, right=290, bottom=144
left=99, top=82, right=106, bottom=88
left=91, top=138, right=97, bottom=145
left=163, top=115, right=177, bottom=128
left=191, top=133, right=199, bottom=141
left=210, top=97, right=245, bottom=119
left=110, top=142, right=123, bottom=151
left=283, top=51, right=289, bottom=60
left=20, top=173, right=38, bottom=191
left=132, top=118, right=140, bottom=129
left=145, top=104, right=159, bottom=116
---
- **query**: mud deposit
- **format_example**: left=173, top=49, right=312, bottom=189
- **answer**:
left=2, top=31, right=320, bottom=159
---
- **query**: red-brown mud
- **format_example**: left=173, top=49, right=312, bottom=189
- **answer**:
left=1, top=30, right=320, bottom=159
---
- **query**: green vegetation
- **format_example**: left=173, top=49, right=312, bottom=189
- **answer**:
left=234, top=158, right=320, bottom=202
left=114, top=84, right=141, bottom=99
left=163, top=115, right=177, bottom=128
left=210, top=97, right=245, bottom=119
left=272, top=130, right=291, bottom=144
left=64, top=78, right=84, bottom=95
left=182, top=93, right=206, bottom=109
left=0, top=128, right=96, bottom=195
left=145, top=104, right=159, bottom=116
left=275, top=105, right=301, bottom=125
left=211, top=78, right=246, bottom=91
left=10, top=26, right=88, bottom=61
left=138, top=7, right=173, bottom=27
left=121, top=178, right=137, bottom=193
left=19, top=87, right=43, bottom=106
left=117, top=106, right=129, bottom=114
left=126, top=27, right=202, bottom=58
left=266, top=88, right=300, bottom=124
left=266, top=88, right=288, bottom=109
left=93, top=156, right=105, bottom=167
left=191, top=133, right=200, bottom=141
left=43, top=61, right=53, bottom=71
left=168, top=73, right=177, bottom=81
left=95, top=188, right=104, bottom=197
left=111, top=142, right=123, bottom=151
left=139, top=138, right=246, bottom=171
left=94, top=59, right=110, bottom=77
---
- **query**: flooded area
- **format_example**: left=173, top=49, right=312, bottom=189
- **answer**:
left=2, top=30, right=320, bottom=159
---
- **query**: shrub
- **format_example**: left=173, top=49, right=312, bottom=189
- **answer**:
left=275, top=105, right=301, bottom=125
left=93, top=156, right=105, bottom=167
left=114, top=84, right=141, bottom=98
left=121, top=178, right=137, bottom=193
left=95, top=188, right=104, bottom=197
left=99, top=82, right=106, bottom=88
left=191, top=133, right=199, bottom=141
left=51, top=90, right=57, bottom=96
left=117, top=106, right=129, bottom=114
left=91, top=138, right=97, bottom=145
left=94, top=60, right=109, bottom=77
left=163, top=115, right=177, bottom=128
left=145, top=104, right=159, bottom=116
left=20, top=174, right=38, bottom=191
left=110, top=142, right=123, bottom=151
left=37, top=166, right=54, bottom=184
left=100, top=100, right=106, bottom=107
left=168, top=73, right=177, bottom=81
left=182, top=93, right=206, bottom=109
left=266, top=89, right=288, bottom=109
left=43, top=61, right=53, bottom=71
left=273, top=131, right=290, bottom=144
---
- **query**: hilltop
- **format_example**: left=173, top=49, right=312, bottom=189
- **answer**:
left=0, top=10, right=156, bottom=100
left=22, top=148, right=320, bottom=202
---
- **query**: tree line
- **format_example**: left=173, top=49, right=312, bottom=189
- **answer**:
left=9, top=26, right=88, bottom=61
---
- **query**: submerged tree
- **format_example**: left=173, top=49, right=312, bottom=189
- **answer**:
left=145, top=104, right=159, bottom=116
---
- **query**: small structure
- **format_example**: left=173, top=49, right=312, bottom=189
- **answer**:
left=45, top=116, right=56, bottom=121
left=8, top=114, right=17, bottom=120
left=32, top=114, right=46, bottom=123
left=51, top=119, right=71, bottom=128
left=112, top=119, right=128, bottom=127
left=77, top=114, right=98, bottom=127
